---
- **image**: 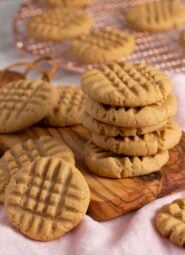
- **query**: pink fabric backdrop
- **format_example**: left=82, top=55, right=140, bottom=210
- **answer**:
left=0, top=74, right=185, bottom=255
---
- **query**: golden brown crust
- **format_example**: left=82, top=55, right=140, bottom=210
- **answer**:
left=85, top=94, right=177, bottom=128
left=84, top=141, right=169, bottom=178
left=70, top=29, right=135, bottom=64
left=0, top=79, right=58, bottom=133
left=92, top=120, right=182, bottom=156
left=27, top=8, right=92, bottom=41
left=156, top=198, right=185, bottom=247
left=81, top=62, right=172, bottom=107
left=5, top=157, right=90, bottom=241
left=126, top=0, right=185, bottom=32
left=43, top=85, right=86, bottom=127
left=81, top=111, right=167, bottom=137
left=0, top=136, right=75, bottom=203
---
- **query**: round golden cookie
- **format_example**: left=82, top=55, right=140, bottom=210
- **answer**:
left=84, top=141, right=169, bottom=178
left=43, top=85, right=86, bottom=127
left=5, top=157, right=90, bottom=241
left=0, top=136, right=75, bottom=203
left=70, top=28, right=135, bottom=64
left=47, top=0, right=91, bottom=7
left=82, top=111, right=167, bottom=137
left=81, top=62, right=172, bottom=107
left=155, top=198, right=185, bottom=247
left=125, top=0, right=185, bottom=32
left=92, top=120, right=182, bottom=156
left=0, top=79, right=58, bottom=133
left=180, top=31, right=185, bottom=48
left=86, top=94, right=177, bottom=128
left=27, top=8, right=92, bottom=41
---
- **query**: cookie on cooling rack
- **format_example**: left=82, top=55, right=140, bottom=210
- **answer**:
left=125, top=0, right=185, bottom=32
left=47, top=0, right=91, bottom=7
left=81, top=62, right=172, bottom=107
left=92, top=120, right=182, bottom=156
left=27, top=8, right=92, bottom=41
left=70, top=28, right=135, bottom=64
left=43, top=85, right=86, bottom=127
left=0, top=136, right=75, bottom=203
left=0, top=79, right=58, bottom=133
left=84, top=141, right=169, bottom=178
left=156, top=198, right=185, bottom=247
left=5, top=157, right=90, bottom=241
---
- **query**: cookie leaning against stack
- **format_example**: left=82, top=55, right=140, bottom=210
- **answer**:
left=81, top=61, right=182, bottom=178
left=43, top=85, right=86, bottom=127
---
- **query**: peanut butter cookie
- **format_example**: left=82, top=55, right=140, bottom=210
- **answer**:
left=92, top=120, right=181, bottom=156
left=0, top=79, right=58, bottom=133
left=156, top=198, right=185, bottom=247
left=70, top=28, right=135, bottom=64
left=27, top=8, right=92, bottom=41
left=5, top=157, right=90, bottom=241
left=43, top=85, right=86, bottom=127
left=85, top=94, right=177, bottom=128
left=81, top=62, right=172, bottom=107
left=82, top=111, right=167, bottom=137
left=126, top=0, right=185, bottom=32
left=84, top=141, right=169, bottom=178
left=0, top=136, right=75, bottom=203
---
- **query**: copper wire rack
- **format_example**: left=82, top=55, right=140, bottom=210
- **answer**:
left=13, top=0, right=185, bottom=73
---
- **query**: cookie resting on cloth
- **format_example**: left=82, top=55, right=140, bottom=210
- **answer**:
left=5, top=157, right=90, bottom=241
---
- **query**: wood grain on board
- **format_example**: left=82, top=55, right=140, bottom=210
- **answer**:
left=0, top=125, right=184, bottom=221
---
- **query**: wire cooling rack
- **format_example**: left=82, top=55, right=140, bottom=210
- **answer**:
left=13, top=0, right=185, bottom=73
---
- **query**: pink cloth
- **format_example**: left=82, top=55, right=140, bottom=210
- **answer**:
left=1, top=74, right=185, bottom=255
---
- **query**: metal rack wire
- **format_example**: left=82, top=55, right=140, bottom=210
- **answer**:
left=13, top=0, right=185, bottom=73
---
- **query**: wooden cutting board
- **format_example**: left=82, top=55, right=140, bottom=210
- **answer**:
left=0, top=125, right=184, bottom=221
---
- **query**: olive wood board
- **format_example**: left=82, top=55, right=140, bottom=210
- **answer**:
left=0, top=125, right=184, bottom=221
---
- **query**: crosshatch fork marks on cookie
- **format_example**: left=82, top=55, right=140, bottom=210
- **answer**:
left=19, top=158, right=73, bottom=217
left=5, top=157, right=90, bottom=240
left=81, top=62, right=172, bottom=107
left=0, top=136, right=75, bottom=203
left=0, top=80, right=57, bottom=133
left=1, top=125, right=185, bottom=221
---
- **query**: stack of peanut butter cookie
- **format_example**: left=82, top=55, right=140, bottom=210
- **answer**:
left=81, top=61, right=182, bottom=178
